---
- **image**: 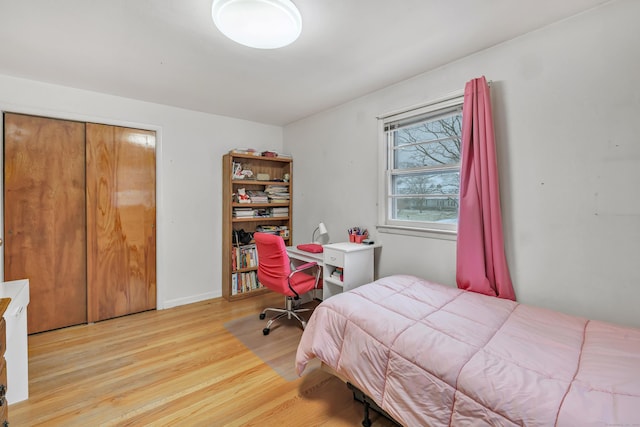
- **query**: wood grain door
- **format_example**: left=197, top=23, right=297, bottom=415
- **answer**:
left=85, top=123, right=156, bottom=322
left=3, top=113, right=87, bottom=334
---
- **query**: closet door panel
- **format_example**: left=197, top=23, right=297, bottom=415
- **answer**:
left=3, top=113, right=87, bottom=334
left=86, top=123, right=156, bottom=322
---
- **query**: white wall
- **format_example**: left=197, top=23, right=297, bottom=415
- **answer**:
left=0, top=75, right=283, bottom=309
left=284, top=0, right=640, bottom=328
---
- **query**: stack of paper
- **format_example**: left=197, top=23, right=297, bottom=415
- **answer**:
left=246, top=190, right=269, bottom=203
left=233, top=208, right=254, bottom=218
left=271, top=207, right=289, bottom=217
left=265, top=185, right=290, bottom=201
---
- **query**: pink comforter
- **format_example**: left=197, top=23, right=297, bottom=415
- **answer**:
left=295, top=275, right=640, bottom=426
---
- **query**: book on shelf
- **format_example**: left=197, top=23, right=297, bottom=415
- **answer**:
left=258, top=150, right=292, bottom=159
left=231, top=247, right=236, bottom=270
left=271, top=207, right=289, bottom=217
left=257, top=225, right=285, bottom=231
left=233, top=208, right=255, bottom=218
left=331, top=267, right=344, bottom=281
left=256, top=225, right=289, bottom=237
left=256, top=225, right=289, bottom=236
left=246, top=190, right=269, bottom=203
left=264, top=185, right=289, bottom=196
left=230, top=148, right=261, bottom=156
left=254, top=208, right=271, bottom=217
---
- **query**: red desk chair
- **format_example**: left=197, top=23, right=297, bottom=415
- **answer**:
left=254, top=232, right=321, bottom=335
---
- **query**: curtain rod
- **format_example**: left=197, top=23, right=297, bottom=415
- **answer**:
left=376, top=79, right=492, bottom=121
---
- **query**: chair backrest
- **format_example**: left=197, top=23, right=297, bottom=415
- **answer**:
left=254, top=232, right=292, bottom=295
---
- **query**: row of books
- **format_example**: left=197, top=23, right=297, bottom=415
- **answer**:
left=331, top=267, right=344, bottom=282
left=231, top=270, right=262, bottom=295
left=235, top=191, right=288, bottom=204
left=233, top=207, right=289, bottom=218
left=256, top=225, right=289, bottom=238
left=235, top=188, right=271, bottom=203
left=231, top=244, right=258, bottom=270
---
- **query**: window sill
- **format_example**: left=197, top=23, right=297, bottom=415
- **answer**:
left=376, top=224, right=457, bottom=241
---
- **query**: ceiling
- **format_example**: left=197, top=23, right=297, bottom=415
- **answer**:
left=0, top=0, right=610, bottom=126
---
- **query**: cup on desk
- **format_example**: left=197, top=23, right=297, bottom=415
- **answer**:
left=354, top=234, right=368, bottom=244
left=349, top=234, right=356, bottom=242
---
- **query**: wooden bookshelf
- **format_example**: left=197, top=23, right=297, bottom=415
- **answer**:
left=222, top=153, right=293, bottom=301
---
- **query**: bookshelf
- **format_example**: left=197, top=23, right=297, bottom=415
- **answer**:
left=222, top=152, right=293, bottom=301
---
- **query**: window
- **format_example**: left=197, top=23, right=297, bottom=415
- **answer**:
left=378, top=93, right=464, bottom=236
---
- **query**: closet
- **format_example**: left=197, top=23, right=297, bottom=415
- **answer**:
left=3, top=113, right=156, bottom=334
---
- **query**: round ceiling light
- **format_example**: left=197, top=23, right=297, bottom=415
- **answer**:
left=212, top=0, right=302, bottom=49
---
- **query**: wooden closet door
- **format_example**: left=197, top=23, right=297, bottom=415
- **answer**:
left=3, top=113, right=87, bottom=334
left=85, top=123, right=156, bottom=322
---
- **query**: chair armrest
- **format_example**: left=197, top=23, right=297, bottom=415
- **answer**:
left=292, top=261, right=318, bottom=274
left=288, top=261, right=320, bottom=299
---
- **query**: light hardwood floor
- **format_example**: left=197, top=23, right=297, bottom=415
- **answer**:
left=9, top=292, right=398, bottom=426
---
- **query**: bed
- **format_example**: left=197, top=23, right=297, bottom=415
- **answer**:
left=295, top=274, right=640, bottom=426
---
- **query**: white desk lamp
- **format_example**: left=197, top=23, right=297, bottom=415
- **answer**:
left=312, top=222, right=328, bottom=244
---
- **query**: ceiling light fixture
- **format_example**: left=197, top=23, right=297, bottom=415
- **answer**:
left=211, top=0, right=302, bottom=49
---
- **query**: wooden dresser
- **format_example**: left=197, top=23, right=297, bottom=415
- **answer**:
left=0, top=298, right=9, bottom=426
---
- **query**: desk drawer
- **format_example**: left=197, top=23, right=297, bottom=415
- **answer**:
left=324, top=248, right=344, bottom=267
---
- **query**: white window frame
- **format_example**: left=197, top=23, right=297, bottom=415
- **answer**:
left=377, top=91, right=464, bottom=240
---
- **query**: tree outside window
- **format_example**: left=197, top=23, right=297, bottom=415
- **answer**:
left=385, top=102, right=463, bottom=231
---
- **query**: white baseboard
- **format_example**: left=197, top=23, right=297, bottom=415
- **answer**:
left=160, top=291, right=221, bottom=310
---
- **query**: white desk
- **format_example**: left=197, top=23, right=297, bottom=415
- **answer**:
left=285, top=246, right=324, bottom=266
left=287, top=242, right=377, bottom=300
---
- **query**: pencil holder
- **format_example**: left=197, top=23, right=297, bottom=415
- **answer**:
left=354, top=234, right=368, bottom=244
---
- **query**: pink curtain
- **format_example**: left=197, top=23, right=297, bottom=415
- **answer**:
left=456, top=76, right=516, bottom=300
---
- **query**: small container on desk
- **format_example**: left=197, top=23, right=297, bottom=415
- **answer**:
left=349, top=233, right=368, bottom=243
left=354, top=234, right=368, bottom=244
left=348, top=226, right=368, bottom=243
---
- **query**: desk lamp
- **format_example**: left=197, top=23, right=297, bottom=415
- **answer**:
left=312, top=222, right=328, bottom=244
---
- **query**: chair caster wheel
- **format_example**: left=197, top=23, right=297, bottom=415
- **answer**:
left=263, top=328, right=270, bottom=335
left=259, top=313, right=266, bottom=320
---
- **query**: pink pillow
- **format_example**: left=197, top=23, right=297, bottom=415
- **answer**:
left=296, top=243, right=323, bottom=253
